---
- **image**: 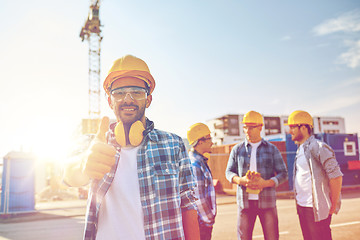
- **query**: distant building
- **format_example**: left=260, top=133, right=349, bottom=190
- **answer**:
left=207, top=114, right=346, bottom=146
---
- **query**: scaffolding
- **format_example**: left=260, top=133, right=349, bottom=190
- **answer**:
left=80, top=0, right=102, bottom=134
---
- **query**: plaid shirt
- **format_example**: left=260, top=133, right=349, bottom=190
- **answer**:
left=189, top=150, right=217, bottom=227
left=84, top=119, right=197, bottom=240
left=225, top=139, right=288, bottom=209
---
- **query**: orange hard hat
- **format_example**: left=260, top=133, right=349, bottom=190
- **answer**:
left=187, top=123, right=211, bottom=146
left=242, top=111, right=264, bottom=125
left=103, top=55, right=156, bottom=95
left=287, top=110, right=313, bottom=127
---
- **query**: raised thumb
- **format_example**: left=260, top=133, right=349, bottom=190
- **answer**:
left=96, top=116, right=110, bottom=142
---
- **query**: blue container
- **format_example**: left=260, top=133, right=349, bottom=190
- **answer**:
left=285, top=134, right=298, bottom=190
left=341, top=169, right=360, bottom=185
left=1, top=152, right=36, bottom=214
left=315, top=134, right=359, bottom=165
left=315, top=133, right=359, bottom=186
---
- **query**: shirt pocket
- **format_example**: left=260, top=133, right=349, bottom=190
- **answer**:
left=153, top=163, right=179, bottom=200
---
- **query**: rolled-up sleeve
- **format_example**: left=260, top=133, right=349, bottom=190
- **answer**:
left=178, top=141, right=198, bottom=211
left=319, top=143, right=343, bottom=179
left=270, top=145, right=288, bottom=187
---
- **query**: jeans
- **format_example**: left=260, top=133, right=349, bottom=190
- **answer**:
left=199, top=224, right=213, bottom=240
left=237, top=200, right=279, bottom=240
left=296, top=205, right=332, bottom=240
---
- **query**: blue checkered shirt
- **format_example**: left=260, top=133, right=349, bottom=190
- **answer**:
left=83, top=120, right=197, bottom=240
left=225, top=139, right=288, bottom=209
left=189, top=150, right=217, bottom=227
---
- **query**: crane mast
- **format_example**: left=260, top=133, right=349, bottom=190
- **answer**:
left=80, top=0, right=102, bottom=134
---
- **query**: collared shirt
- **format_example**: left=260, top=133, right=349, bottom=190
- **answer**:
left=225, top=139, right=288, bottom=209
left=83, top=119, right=197, bottom=240
left=189, top=150, right=217, bottom=227
left=293, top=135, right=343, bottom=222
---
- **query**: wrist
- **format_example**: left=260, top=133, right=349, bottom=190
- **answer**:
left=232, top=176, right=242, bottom=186
left=265, top=179, right=275, bottom=188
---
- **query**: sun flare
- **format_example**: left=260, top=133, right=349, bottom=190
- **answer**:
left=20, top=119, right=79, bottom=165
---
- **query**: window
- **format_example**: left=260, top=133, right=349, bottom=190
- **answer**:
left=344, top=141, right=356, bottom=156
left=264, top=117, right=281, bottom=135
left=324, top=130, right=340, bottom=134
left=323, top=120, right=339, bottom=125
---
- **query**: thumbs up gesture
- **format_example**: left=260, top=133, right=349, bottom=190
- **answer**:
left=82, top=116, right=117, bottom=180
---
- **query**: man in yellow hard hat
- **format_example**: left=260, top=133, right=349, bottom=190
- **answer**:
left=287, top=110, right=343, bottom=240
left=187, top=123, right=217, bottom=240
left=64, top=55, right=200, bottom=240
left=225, top=110, right=288, bottom=240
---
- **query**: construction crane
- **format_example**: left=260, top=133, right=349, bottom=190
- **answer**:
left=80, top=0, right=102, bottom=134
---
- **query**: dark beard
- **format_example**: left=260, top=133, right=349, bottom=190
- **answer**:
left=117, top=103, right=146, bottom=126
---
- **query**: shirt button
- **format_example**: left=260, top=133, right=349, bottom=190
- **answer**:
left=165, top=169, right=170, bottom=173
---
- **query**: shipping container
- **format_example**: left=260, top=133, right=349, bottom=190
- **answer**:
left=285, top=134, right=298, bottom=190
left=315, top=133, right=360, bottom=186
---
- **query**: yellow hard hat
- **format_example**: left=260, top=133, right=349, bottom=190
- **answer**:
left=187, top=123, right=211, bottom=146
left=103, top=55, right=156, bottom=95
left=287, top=110, right=313, bottom=127
left=242, top=111, right=263, bottom=125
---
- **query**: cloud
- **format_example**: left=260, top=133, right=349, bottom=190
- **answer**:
left=280, top=35, right=291, bottom=41
left=337, top=40, right=360, bottom=68
left=336, top=76, right=360, bottom=88
left=311, top=94, right=360, bottom=114
left=313, top=9, right=360, bottom=36
left=270, top=98, right=280, bottom=105
left=313, top=10, right=360, bottom=68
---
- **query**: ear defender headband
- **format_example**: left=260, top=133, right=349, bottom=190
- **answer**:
left=114, top=119, right=154, bottom=147
left=114, top=120, right=145, bottom=146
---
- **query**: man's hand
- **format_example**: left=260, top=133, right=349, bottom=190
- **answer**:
left=244, top=170, right=261, bottom=189
left=247, top=177, right=275, bottom=191
left=232, top=175, right=249, bottom=186
left=241, top=170, right=275, bottom=193
left=82, top=116, right=117, bottom=180
left=329, top=205, right=337, bottom=215
left=247, top=177, right=265, bottom=190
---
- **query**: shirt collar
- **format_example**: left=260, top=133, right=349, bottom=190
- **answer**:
left=192, top=149, right=208, bottom=162
left=302, top=135, right=314, bottom=149
left=245, top=138, right=266, bottom=147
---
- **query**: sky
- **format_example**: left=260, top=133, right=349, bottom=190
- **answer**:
left=1, top=0, right=359, bottom=161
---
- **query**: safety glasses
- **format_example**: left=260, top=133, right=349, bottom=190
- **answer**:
left=110, top=86, right=148, bottom=101
left=243, top=125, right=262, bottom=130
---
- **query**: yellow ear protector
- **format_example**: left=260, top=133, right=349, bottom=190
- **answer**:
left=114, top=120, right=145, bottom=147
left=203, top=152, right=211, bottom=160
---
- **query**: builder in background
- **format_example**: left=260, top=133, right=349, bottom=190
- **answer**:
left=225, top=110, right=288, bottom=240
left=64, top=55, right=199, bottom=240
left=187, top=123, right=217, bottom=240
left=287, top=110, right=343, bottom=240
